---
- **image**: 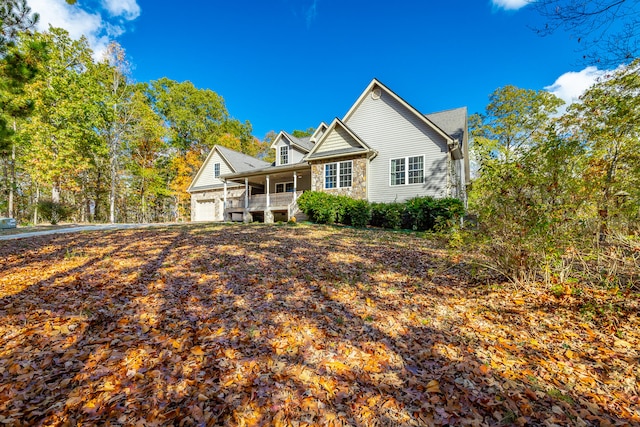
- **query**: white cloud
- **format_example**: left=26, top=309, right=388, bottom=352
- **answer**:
left=28, top=0, right=140, bottom=59
left=102, top=0, right=140, bottom=20
left=492, top=0, right=530, bottom=11
left=306, top=0, right=318, bottom=28
left=545, top=66, right=606, bottom=109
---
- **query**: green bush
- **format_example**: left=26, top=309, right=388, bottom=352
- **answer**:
left=299, top=191, right=464, bottom=232
left=297, top=191, right=340, bottom=225
left=37, top=199, right=72, bottom=225
left=370, top=202, right=403, bottom=229
left=343, top=199, right=371, bottom=228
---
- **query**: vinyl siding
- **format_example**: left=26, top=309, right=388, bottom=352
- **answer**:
left=315, top=126, right=362, bottom=154
left=191, top=150, right=234, bottom=188
left=345, top=90, right=450, bottom=203
left=274, top=140, right=306, bottom=166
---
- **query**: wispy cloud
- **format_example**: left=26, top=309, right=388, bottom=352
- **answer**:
left=545, top=66, right=606, bottom=111
left=28, top=0, right=141, bottom=59
left=491, top=0, right=529, bottom=11
left=102, top=0, right=141, bottom=20
left=306, top=0, right=318, bottom=28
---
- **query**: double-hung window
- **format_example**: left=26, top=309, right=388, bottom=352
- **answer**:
left=280, top=146, right=289, bottom=165
left=324, top=160, right=352, bottom=189
left=214, top=163, right=220, bottom=178
left=390, top=155, right=424, bottom=185
left=408, top=156, right=424, bottom=184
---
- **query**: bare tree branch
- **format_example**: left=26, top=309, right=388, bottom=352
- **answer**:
left=532, top=0, right=640, bottom=66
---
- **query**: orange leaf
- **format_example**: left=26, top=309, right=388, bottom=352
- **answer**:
left=426, top=379, right=440, bottom=393
left=191, top=346, right=205, bottom=356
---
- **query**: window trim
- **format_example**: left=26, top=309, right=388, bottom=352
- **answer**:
left=389, top=155, right=425, bottom=186
left=324, top=160, right=353, bottom=189
left=214, top=162, right=220, bottom=178
left=275, top=181, right=294, bottom=193
left=279, top=145, right=289, bottom=165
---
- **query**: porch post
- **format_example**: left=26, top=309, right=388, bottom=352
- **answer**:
left=266, top=175, right=270, bottom=208
left=265, top=175, right=273, bottom=224
left=223, top=180, right=227, bottom=208
left=293, top=172, right=298, bottom=201
left=223, top=180, right=228, bottom=221
left=243, top=177, right=252, bottom=223
left=244, top=178, right=249, bottom=209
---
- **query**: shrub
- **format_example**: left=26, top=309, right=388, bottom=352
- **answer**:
left=299, top=191, right=464, bottom=232
left=297, top=191, right=340, bottom=224
left=343, top=199, right=371, bottom=228
left=403, top=196, right=465, bottom=231
left=370, top=202, right=403, bottom=229
left=37, top=199, right=72, bottom=225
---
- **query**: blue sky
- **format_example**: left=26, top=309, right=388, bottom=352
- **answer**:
left=30, top=0, right=611, bottom=139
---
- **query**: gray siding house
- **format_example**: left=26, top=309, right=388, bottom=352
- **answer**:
left=188, top=79, right=469, bottom=222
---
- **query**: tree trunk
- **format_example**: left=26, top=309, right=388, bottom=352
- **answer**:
left=109, top=155, right=116, bottom=223
left=8, top=121, right=16, bottom=218
left=8, top=141, right=15, bottom=218
left=33, top=184, right=39, bottom=225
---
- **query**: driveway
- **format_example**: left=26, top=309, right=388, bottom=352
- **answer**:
left=0, top=223, right=182, bottom=241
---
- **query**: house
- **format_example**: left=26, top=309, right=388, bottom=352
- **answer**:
left=188, top=78, right=469, bottom=222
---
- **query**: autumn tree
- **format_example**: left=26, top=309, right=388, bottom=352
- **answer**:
left=20, top=28, right=98, bottom=223
left=123, top=87, right=167, bottom=222
left=562, top=59, right=640, bottom=239
left=470, top=86, right=569, bottom=281
left=0, top=0, right=43, bottom=217
left=149, top=78, right=256, bottom=220
left=93, top=42, right=133, bottom=223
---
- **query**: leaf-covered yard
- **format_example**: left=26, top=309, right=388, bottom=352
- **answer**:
left=0, top=224, right=638, bottom=426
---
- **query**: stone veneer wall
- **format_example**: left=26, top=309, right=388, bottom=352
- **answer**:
left=190, top=186, right=245, bottom=221
left=310, top=156, right=367, bottom=200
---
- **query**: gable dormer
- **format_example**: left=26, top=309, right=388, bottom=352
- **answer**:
left=310, top=122, right=328, bottom=143
left=270, top=131, right=313, bottom=166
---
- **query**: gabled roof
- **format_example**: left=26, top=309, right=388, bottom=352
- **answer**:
left=342, top=78, right=454, bottom=145
left=426, top=107, right=467, bottom=143
left=216, top=145, right=270, bottom=172
left=269, top=131, right=314, bottom=153
left=187, top=145, right=270, bottom=192
left=310, top=122, right=328, bottom=143
left=305, top=118, right=376, bottom=161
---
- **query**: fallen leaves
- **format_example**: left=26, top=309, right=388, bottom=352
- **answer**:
left=0, top=223, right=638, bottom=426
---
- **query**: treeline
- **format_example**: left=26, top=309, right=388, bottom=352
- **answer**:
left=470, top=60, right=640, bottom=285
left=0, top=24, right=271, bottom=224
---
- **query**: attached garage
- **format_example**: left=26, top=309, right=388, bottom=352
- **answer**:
left=194, top=199, right=217, bottom=222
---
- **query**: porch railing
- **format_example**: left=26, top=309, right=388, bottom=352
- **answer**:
left=225, top=191, right=303, bottom=210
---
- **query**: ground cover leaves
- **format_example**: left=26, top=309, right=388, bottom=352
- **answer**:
left=0, top=223, right=638, bottom=426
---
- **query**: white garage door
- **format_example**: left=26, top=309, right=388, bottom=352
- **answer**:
left=194, top=200, right=216, bottom=221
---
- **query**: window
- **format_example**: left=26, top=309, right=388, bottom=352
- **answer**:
left=214, top=163, right=220, bottom=178
left=275, top=182, right=294, bottom=193
left=340, top=161, right=352, bottom=188
left=390, top=158, right=405, bottom=186
left=408, top=156, right=424, bottom=184
left=324, top=160, right=352, bottom=189
left=324, top=163, right=337, bottom=189
left=280, top=146, right=289, bottom=165
left=391, top=155, right=424, bottom=185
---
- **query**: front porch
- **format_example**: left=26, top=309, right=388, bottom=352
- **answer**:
left=221, top=165, right=311, bottom=223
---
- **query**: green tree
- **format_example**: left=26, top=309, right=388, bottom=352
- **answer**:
left=93, top=42, right=133, bottom=223
left=291, top=127, right=315, bottom=138
left=123, top=87, right=167, bottom=222
left=562, top=59, right=640, bottom=239
left=470, top=86, right=568, bottom=281
left=20, top=28, right=98, bottom=224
